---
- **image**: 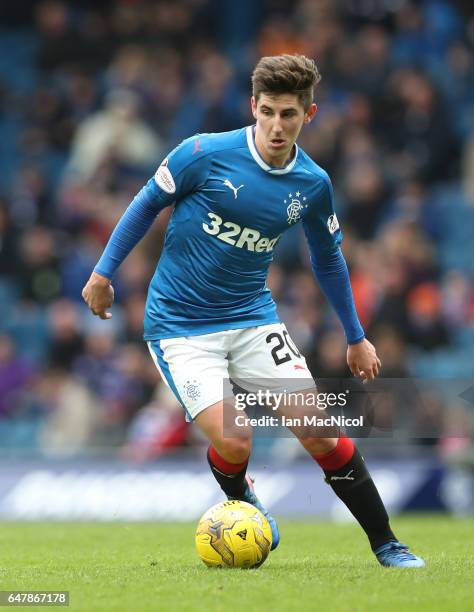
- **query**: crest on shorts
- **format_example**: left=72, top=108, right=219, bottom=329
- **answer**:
left=184, top=380, right=201, bottom=401
left=284, top=191, right=308, bottom=225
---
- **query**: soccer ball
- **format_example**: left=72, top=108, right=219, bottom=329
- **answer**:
left=195, top=500, right=272, bottom=568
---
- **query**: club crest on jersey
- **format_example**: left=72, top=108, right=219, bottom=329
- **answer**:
left=154, top=158, right=176, bottom=194
left=327, top=214, right=339, bottom=234
left=284, top=191, right=308, bottom=225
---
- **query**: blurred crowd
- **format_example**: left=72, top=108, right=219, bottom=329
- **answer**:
left=0, top=0, right=473, bottom=462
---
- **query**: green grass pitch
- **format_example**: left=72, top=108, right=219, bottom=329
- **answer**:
left=0, top=516, right=472, bottom=611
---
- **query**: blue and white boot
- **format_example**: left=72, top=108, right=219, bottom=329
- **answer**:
left=228, top=476, right=280, bottom=550
left=375, top=541, right=425, bottom=568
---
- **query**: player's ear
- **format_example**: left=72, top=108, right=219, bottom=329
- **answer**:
left=304, top=103, right=317, bottom=124
left=251, top=96, right=258, bottom=120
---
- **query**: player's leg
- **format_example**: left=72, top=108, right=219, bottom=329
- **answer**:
left=196, top=398, right=280, bottom=549
left=147, top=335, right=279, bottom=547
left=297, top=434, right=395, bottom=544
left=285, top=419, right=424, bottom=566
left=194, top=396, right=280, bottom=549
left=230, top=324, right=424, bottom=567
left=147, top=335, right=252, bottom=494
left=194, top=400, right=253, bottom=500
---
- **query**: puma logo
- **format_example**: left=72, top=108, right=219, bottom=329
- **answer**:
left=329, top=469, right=355, bottom=481
left=192, top=139, right=203, bottom=155
left=223, top=179, right=244, bottom=199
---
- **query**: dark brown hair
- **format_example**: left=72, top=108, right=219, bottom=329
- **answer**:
left=252, top=54, right=321, bottom=111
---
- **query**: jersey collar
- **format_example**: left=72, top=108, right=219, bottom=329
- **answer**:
left=246, top=125, right=298, bottom=175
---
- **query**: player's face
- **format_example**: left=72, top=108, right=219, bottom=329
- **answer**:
left=251, top=93, right=317, bottom=167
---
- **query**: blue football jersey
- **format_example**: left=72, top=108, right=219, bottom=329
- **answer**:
left=143, top=126, right=342, bottom=340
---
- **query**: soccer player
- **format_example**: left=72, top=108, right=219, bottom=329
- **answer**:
left=82, top=54, right=424, bottom=568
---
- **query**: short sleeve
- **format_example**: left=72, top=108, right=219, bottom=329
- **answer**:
left=302, top=176, right=343, bottom=256
left=147, top=134, right=213, bottom=208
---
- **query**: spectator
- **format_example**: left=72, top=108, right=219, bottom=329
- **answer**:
left=65, top=89, right=163, bottom=182
left=0, top=334, right=35, bottom=417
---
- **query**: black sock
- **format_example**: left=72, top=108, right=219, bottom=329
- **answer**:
left=323, top=448, right=396, bottom=551
left=207, top=448, right=249, bottom=499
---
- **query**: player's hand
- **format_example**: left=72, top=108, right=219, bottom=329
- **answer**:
left=81, top=272, right=114, bottom=320
left=347, top=338, right=381, bottom=384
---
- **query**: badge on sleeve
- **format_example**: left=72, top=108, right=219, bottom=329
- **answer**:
left=327, top=214, right=339, bottom=234
left=154, top=158, right=176, bottom=194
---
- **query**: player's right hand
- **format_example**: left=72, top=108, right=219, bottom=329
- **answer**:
left=346, top=338, right=381, bottom=384
left=81, top=272, right=114, bottom=320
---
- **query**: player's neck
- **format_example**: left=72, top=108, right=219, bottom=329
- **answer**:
left=254, top=128, right=295, bottom=168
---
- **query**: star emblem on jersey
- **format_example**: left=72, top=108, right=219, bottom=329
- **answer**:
left=284, top=191, right=307, bottom=225
left=184, top=380, right=201, bottom=401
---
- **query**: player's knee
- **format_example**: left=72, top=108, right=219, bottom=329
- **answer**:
left=219, top=438, right=252, bottom=464
left=298, top=436, right=337, bottom=457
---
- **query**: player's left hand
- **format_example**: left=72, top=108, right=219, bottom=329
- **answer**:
left=347, top=338, right=381, bottom=384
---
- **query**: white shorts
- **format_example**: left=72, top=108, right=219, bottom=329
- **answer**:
left=147, top=323, right=315, bottom=420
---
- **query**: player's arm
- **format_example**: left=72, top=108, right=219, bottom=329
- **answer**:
left=82, top=135, right=211, bottom=318
left=307, top=246, right=381, bottom=381
left=82, top=179, right=162, bottom=319
left=302, top=177, right=381, bottom=382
